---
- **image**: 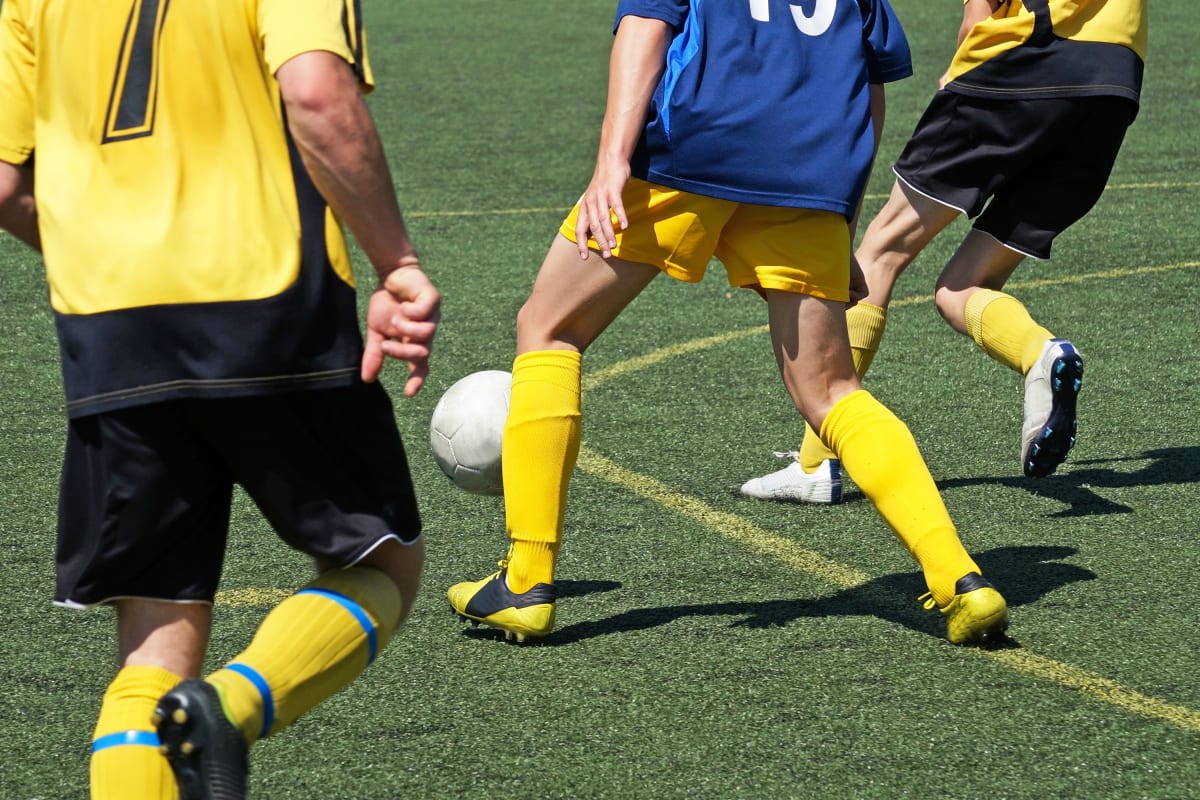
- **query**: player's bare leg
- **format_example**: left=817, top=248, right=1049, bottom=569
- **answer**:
left=936, top=230, right=1082, bottom=476
left=744, top=179, right=960, bottom=501
left=765, top=289, right=1007, bottom=644
left=448, top=236, right=659, bottom=641
left=91, top=601, right=210, bottom=800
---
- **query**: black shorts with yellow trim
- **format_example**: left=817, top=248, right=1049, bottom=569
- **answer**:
left=560, top=177, right=852, bottom=301
left=894, top=91, right=1138, bottom=259
left=55, top=381, right=421, bottom=608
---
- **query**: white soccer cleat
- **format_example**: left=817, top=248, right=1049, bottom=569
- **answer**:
left=739, top=453, right=844, bottom=504
left=1021, top=338, right=1084, bottom=478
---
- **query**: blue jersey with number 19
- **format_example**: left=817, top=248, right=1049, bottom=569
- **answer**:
left=616, top=0, right=911, bottom=217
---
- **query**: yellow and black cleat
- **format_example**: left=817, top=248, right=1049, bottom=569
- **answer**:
left=448, top=564, right=557, bottom=643
left=922, top=572, right=1009, bottom=645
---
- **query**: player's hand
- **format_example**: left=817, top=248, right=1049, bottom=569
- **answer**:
left=574, top=155, right=631, bottom=260
left=362, top=264, right=441, bottom=396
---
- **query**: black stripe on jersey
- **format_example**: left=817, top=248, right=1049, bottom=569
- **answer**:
left=341, top=0, right=367, bottom=83
left=56, top=114, right=365, bottom=419
left=948, top=39, right=1143, bottom=104
left=1021, top=0, right=1055, bottom=46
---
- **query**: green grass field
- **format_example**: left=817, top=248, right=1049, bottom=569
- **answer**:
left=2, top=1, right=1198, bottom=797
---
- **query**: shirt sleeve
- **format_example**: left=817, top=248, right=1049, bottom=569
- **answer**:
left=614, top=0, right=690, bottom=33
left=0, top=0, right=36, bottom=165
left=258, top=0, right=375, bottom=90
left=862, top=0, right=913, bottom=84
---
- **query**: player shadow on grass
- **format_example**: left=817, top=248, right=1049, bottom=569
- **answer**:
left=537, top=545, right=1093, bottom=647
left=829, top=447, right=1200, bottom=519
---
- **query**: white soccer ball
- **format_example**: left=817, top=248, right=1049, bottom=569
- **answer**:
left=429, top=370, right=511, bottom=495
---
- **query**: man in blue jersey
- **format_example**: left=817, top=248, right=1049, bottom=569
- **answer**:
left=447, top=0, right=1009, bottom=647
left=742, top=0, right=1147, bottom=502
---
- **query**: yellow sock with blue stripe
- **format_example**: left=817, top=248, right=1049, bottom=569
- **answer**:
left=799, top=302, right=888, bottom=470
left=206, top=566, right=401, bottom=746
left=502, top=349, right=581, bottom=593
left=964, top=289, right=1054, bottom=374
left=821, top=390, right=980, bottom=606
left=90, top=664, right=181, bottom=800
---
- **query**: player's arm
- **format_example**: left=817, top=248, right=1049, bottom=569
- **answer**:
left=276, top=50, right=440, bottom=394
left=0, top=160, right=38, bottom=251
left=576, top=14, right=672, bottom=259
left=957, top=0, right=1002, bottom=46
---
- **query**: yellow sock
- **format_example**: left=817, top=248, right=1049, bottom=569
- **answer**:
left=798, top=302, right=888, bottom=471
left=964, top=289, right=1054, bottom=374
left=207, top=566, right=402, bottom=745
left=507, top=539, right=561, bottom=593
left=821, top=390, right=980, bottom=605
left=502, top=349, right=582, bottom=592
left=90, top=665, right=181, bottom=800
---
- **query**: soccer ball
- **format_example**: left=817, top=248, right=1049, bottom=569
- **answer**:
left=429, top=370, right=511, bottom=495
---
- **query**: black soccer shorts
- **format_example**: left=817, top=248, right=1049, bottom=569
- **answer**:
left=55, top=381, right=422, bottom=607
left=893, top=91, right=1138, bottom=259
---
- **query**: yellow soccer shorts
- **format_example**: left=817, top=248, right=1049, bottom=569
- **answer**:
left=559, top=177, right=851, bottom=301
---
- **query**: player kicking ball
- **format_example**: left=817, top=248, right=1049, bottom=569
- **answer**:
left=742, top=0, right=1145, bottom=503
left=447, top=0, right=1009, bottom=647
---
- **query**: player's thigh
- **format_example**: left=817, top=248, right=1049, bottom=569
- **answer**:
left=56, top=404, right=235, bottom=607
left=716, top=206, right=852, bottom=302
left=517, top=234, right=661, bottom=353
left=199, top=383, right=423, bottom=569
left=975, top=96, right=1138, bottom=259
left=530, top=180, right=735, bottom=352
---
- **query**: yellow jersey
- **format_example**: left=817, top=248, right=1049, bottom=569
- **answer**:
left=0, top=0, right=375, bottom=416
left=944, top=0, right=1146, bottom=102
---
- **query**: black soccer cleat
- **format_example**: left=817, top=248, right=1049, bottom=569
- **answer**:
left=153, top=679, right=249, bottom=800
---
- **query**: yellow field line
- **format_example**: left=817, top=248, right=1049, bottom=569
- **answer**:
left=405, top=180, right=1200, bottom=220
left=577, top=448, right=869, bottom=588
left=585, top=260, right=1200, bottom=392
left=576, top=258, right=1200, bottom=732
left=577, top=446, right=1200, bottom=733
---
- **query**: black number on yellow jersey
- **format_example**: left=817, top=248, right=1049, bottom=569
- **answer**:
left=103, top=0, right=170, bottom=143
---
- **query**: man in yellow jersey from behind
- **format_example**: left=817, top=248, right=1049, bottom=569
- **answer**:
left=448, top=1, right=1008, bottom=649
left=742, top=0, right=1147, bottom=503
left=0, top=1, right=439, bottom=798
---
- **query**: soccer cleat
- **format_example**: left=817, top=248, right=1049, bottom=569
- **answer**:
left=921, top=572, right=1009, bottom=645
left=153, top=679, right=249, bottom=800
left=1021, top=338, right=1083, bottom=478
left=447, top=563, right=557, bottom=643
left=739, top=453, right=844, bottom=504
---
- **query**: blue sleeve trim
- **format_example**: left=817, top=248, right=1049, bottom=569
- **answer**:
left=297, top=587, right=379, bottom=664
left=92, top=729, right=160, bottom=752
left=226, top=663, right=275, bottom=740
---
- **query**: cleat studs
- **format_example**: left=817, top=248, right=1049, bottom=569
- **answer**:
left=172, top=709, right=188, bottom=724
left=181, top=742, right=195, bottom=755
left=151, top=712, right=163, bottom=726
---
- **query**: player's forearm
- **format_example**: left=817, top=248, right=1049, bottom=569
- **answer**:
left=278, top=52, right=420, bottom=280
left=596, top=15, right=671, bottom=166
left=0, top=160, right=40, bottom=251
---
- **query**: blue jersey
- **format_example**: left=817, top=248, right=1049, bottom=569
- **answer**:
left=616, top=0, right=912, bottom=216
